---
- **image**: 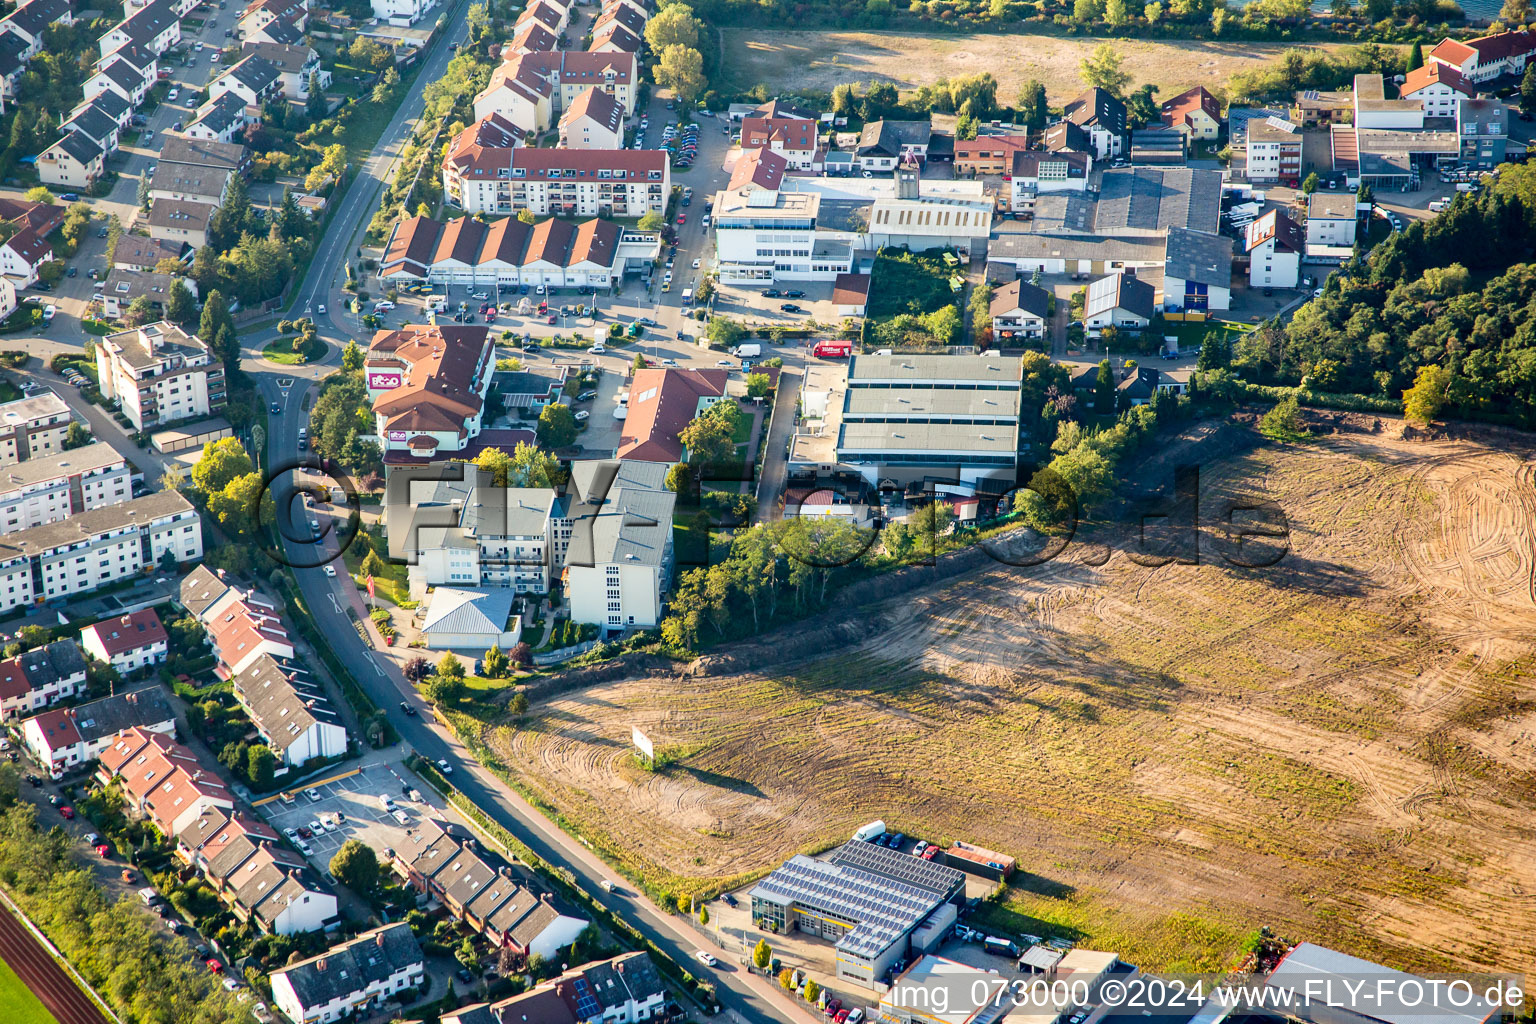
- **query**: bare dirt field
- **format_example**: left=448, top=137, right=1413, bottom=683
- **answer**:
left=479, top=419, right=1536, bottom=974
left=722, top=29, right=1380, bottom=107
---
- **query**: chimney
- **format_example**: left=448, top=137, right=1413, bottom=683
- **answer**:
left=376, top=932, right=386, bottom=948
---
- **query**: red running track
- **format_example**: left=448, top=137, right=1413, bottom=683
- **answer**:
left=0, top=900, right=109, bottom=1024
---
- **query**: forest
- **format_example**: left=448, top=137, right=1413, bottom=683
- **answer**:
left=1226, top=162, right=1536, bottom=427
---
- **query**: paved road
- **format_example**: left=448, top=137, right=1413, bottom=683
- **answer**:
left=0, top=899, right=108, bottom=1024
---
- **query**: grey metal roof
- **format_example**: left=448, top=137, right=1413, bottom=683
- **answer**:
left=747, top=853, right=948, bottom=960
left=837, top=421, right=1018, bottom=456
left=272, top=924, right=423, bottom=1011
left=843, top=388, right=1021, bottom=422
left=420, top=588, right=517, bottom=639
left=1163, top=227, right=1232, bottom=289
left=989, top=231, right=1166, bottom=265
left=849, top=353, right=1022, bottom=386
left=1266, top=943, right=1498, bottom=1024
left=1094, top=167, right=1222, bottom=236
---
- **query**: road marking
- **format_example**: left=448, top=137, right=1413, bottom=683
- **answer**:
left=370, top=655, right=386, bottom=677
left=327, top=593, right=341, bottom=613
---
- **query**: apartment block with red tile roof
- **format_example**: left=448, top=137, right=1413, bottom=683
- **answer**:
left=80, top=608, right=167, bottom=676
left=558, top=85, right=624, bottom=150
left=1401, top=60, right=1477, bottom=119
left=365, top=324, right=496, bottom=463
left=442, top=127, right=667, bottom=217
left=0, top=639, right=86, bottom=722
left=1429, top=29, right=1536, bottom=84
left=616, top=369, right=729, bottom=465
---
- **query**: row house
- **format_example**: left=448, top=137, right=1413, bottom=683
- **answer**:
left=443, top=125, right=667, bottom=218
left=22, top=687, right=175, bottom=778
left=100, top=726, right=231, bottom=835
left=0, top=490, right=203, bottom=616
left=0, top=639, right=86, bottom=722
left=232, top=654, right=347, bottom=767
left=0, top=441, right=131, bottom=536
left=589, top=20, right=640, bottom=54
left=80, top=608, right=168, bottom=676
left=84, top=57, right=152, bottom=108
left=442, top=954, right=666, bottom=1024
left=271, top=925, right=424, bottom=1024
left=62, top=103, right=122, bottom=157
left=185, top=92, right=254, bottom=144
left=0, top=0, right=74, bottom=59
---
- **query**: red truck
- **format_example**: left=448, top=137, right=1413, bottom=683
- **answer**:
left=813, top=340, right=852, bottom=358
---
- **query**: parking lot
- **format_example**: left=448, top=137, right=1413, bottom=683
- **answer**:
left=260, top=761, right=449, bottom=869
left=712, top=280, right=841, bottom=327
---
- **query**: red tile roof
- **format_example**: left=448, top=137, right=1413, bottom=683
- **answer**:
left=727, top=147, right=786, bottom=191
left=560, top=85, right=624, bottom=136
left=741, top=116, right=816, bottom=154
left=832, top=272, right=871, bottom=306
left=82, top=609, right=167, bottom=657
left=616, top=368, right=728, bottom=463
left=368, top=325, right=493, bottom=435
left=1160, top=86, right=1222, bottom=130
left=1402, top=60, right=1474, bottom=97
left=953, top=134, right=1030, bottom=162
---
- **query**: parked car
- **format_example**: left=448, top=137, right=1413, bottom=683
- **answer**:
left=400, top=701, right=417, bottom=715
left=304, top=788, right=321, bottom=802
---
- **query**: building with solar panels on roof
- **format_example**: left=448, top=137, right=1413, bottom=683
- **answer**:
left=749, top=840, right=967, bottom=985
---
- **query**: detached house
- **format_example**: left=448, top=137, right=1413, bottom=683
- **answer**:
left=1245, top=209, right=1303, bottom=289
left=1305, top=192, right=1358, bottom=247
left=989, top=279, right=1052, bottom=345
left=1083, top=272, right=1155, bottom=336
left=1063, top=87, right=1128, bottom=160
left=0, top=639, right=86, bottom=722
left=80, top=609, right=168, bottom=676
left=856, top=119, right=932, bottom=171
left=741, top=116, right=819, bottom=171
left=0, top=225, right=52, bottom=287
left=1160, top=86, right=1223, bottom=142
left=38, top=132, right=105, bottom=190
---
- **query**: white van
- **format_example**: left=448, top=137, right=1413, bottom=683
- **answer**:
left=1428, top=199, right=1449, bottom=212
left=379, top=794, right=396, bottom=812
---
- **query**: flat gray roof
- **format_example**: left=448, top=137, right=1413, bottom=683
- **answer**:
left=0, top=442, right=124, bottom=492
left=843, top=388, right=1021, bottom=421
left=848, top=354, right=1021, bottom=386
left=836, top=421, right=1018, bottom=455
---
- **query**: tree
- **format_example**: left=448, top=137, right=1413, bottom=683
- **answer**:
left=438, top=652, right=466, bottom=680
left=644, top=3, right=701, bottom=50
left=136, top=174, right=150, bottom=211
left=1016, top=80, right=1047, bottom=133
left=246, top=744, right=276, bottom=788
left=1259, top=395, right=1310, bottom=439
left=509, top=692, right=529, bottom=715
left=1079, top=43, right=1131, bottom=97
left=632, top=351, right=646, bottom=373
left=1105, top=0, right=1132, bottom=26
left=455, top=937, right=477, bottom=970
left=192, top=437, right=254, bottom=494
left=745, top=372, right=773, bottom=399
left=423, top=673, right=465, bottom=705
left=307, top=74, right=326, bottom=120
left=330, top=839, right=380, bottom=893
left=706, top=317, right=746, bottom=348
left=166, top=279, right=197, bottom=328
left=665, top=462, right=694, bottom=495
left=62, top=422, right=88, bottom=450
left=637, top=210, right=665, bottom=231
left=804, top=979, right=821, bottom=1004
left=1095, top=359, right=1116, bottom=413
left=1522, top=64, right=1536, bottom=114
left=679, top=401, right=740, bottom=467
left=1502, top=0, right=1530, bottom=23
left=510, top=642, right=532, bottom=668
left=517, top=208, right=536, bottom=224
left=482, top=645, right=509, bottom=679
left=1301, top=172, right=1320, bottom=194
left=655, top=45, right=707, bottom=104
left=698, top=905, right=709, bottom=925
left=537, top=402, right=577, bottom=449
left=779, top=968, right=795, bottom=990
left=1073, top=0, right=1105, bottom=20
left=341, top=339, right=365, bottom=372
left=207, top=472, right=273, bottom=537
left=403, top=656, right=431, bottom=682
left=1406, top=40, right=1424, bottom=72
left=360, top=549, right=388, bottom=580
left=1127, top=84, right=1159, bottom=129
left=1402, top=364, right=1450, bottom=424
left=955, top=112, right=979, bottom=141
left=1329, top=0, right=1352, bottom=12
left=1361, top=0, right=1391, bottom=19
left=23, top=186, right=52, bottom=204
left=123, top=295, right=155, bottom=326
left=752, top=939, right=773, bottom=970
left=466, top=0, right=489, bottom=38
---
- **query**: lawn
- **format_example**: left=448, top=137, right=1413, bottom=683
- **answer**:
left=0, top=956, right=59, bottom=1024
left=261, top=336, right=323, bottom=365
left=341, top=536, right=410, bottom=606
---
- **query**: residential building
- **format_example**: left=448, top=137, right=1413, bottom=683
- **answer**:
left=390, top=819, right=587, bottom=955
left=518, top=0, right=570, bottom=36
left=203, top=588, right=295, bottom=676
left=741, top=115, right=820, bottom=170
left=591, top=1, right=646, bottom=41
left=95, top=321, right=228, bottom=430
left=711, top=150, right=853, bottom=284
left=386, top=460, right=677, bottom=629
left=62, top=103, right=122, bottom=155
left=378, top=215, right=658, bottom=292
left=855, top=119, right=932, bottom=171
left=442, top=953, right=666, bottom=1024
left=1, top=0, right=74, bottom=59
left=38, top=132, right=105, bottom=189
left=112, top=235, right=187, bottom=273
left=80, top=609, right=168, bottom=676
left=0, top=225, right=53, bottom=287
left=146, top=199, right=216, bottom=248
left=1162, top=227, right=1232, bottom=314
left=1243, top=115, right=1302, bottom=184
left=558, top=85, right=625, bottom=150
left=84, top=58, right=151, bottom=107
left=506, top=18, right=558, bottom=57
left=615, top=368, right=728, bottom=464
left=101, top=728, right=235, bottom=837
left=100, top=269, right=192, bottom=320
left=988, top=279, right=1051, bottom=344
left=789, top=353, right=1024, bottom=494
left=0, top=34, right=31, bottom=108
left=239, top=0, right=308, bottom=36
left=0, top=389, right=73, bottom=467
left=953, top=133, right=1030, bottom=176
left=1291, top=89, right=1355, bottom=126
left=1160, top=86, right=1223, bottom=141
left=443, top=128, right=668, bottom=217
left=373, top=0, right=436, bottom=22
left=160, top=136, right=250, bottom=177
left=241, top=11, right=303, bottom=46
left=750, top=840, right=966, bottom=984
left=1428, top=29, right=1536, bottom=84
left=588, top=21, right=641, bottom=53
left=1008, top=150, right=1090, bottom=213
left=239, top=41, right=329, bottom=98
left=1063, top=87, right=1128, bottom=159
left=1246, top=209, right=1303, bottom=289
left=1043, top=119, right=1094, bottom=158
left=1305, top=192, right=1358, bottom=247
left=1458, top=98, right=1508, bottom=168
left=0, top=491, right=202, bottom=616
left=364, top=324, right=495, bottom=463
left=0, top=443, right=131, bottom=536
left=209, top=55, right=282, bottom=108
left=87, top=88, right=134, bottom=131
left=1084, top=272, right=1155, bottom=335
left=0, top=640, right=86, bottom=722
left=1353, top=73, right=1426, bottom=130
left=232, top=655, right=347, bottom=766
left=1400, top=61, right=1476, bottom=119
left=185, top=92, right=254, bottom=144
left=21, top=686, right=176, bottom=777
left=149, top=161, right=232, bottom=206
left=270, top=924, right=425, bottom=1024
left=97, top=0, right=180, bottom=58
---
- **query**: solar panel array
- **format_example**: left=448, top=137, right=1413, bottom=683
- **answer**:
left=750, top=855, right=946, bottom=959
left=828, top=840, right=966, bottom=896
left=571, top=977, right=602, bottom=1020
